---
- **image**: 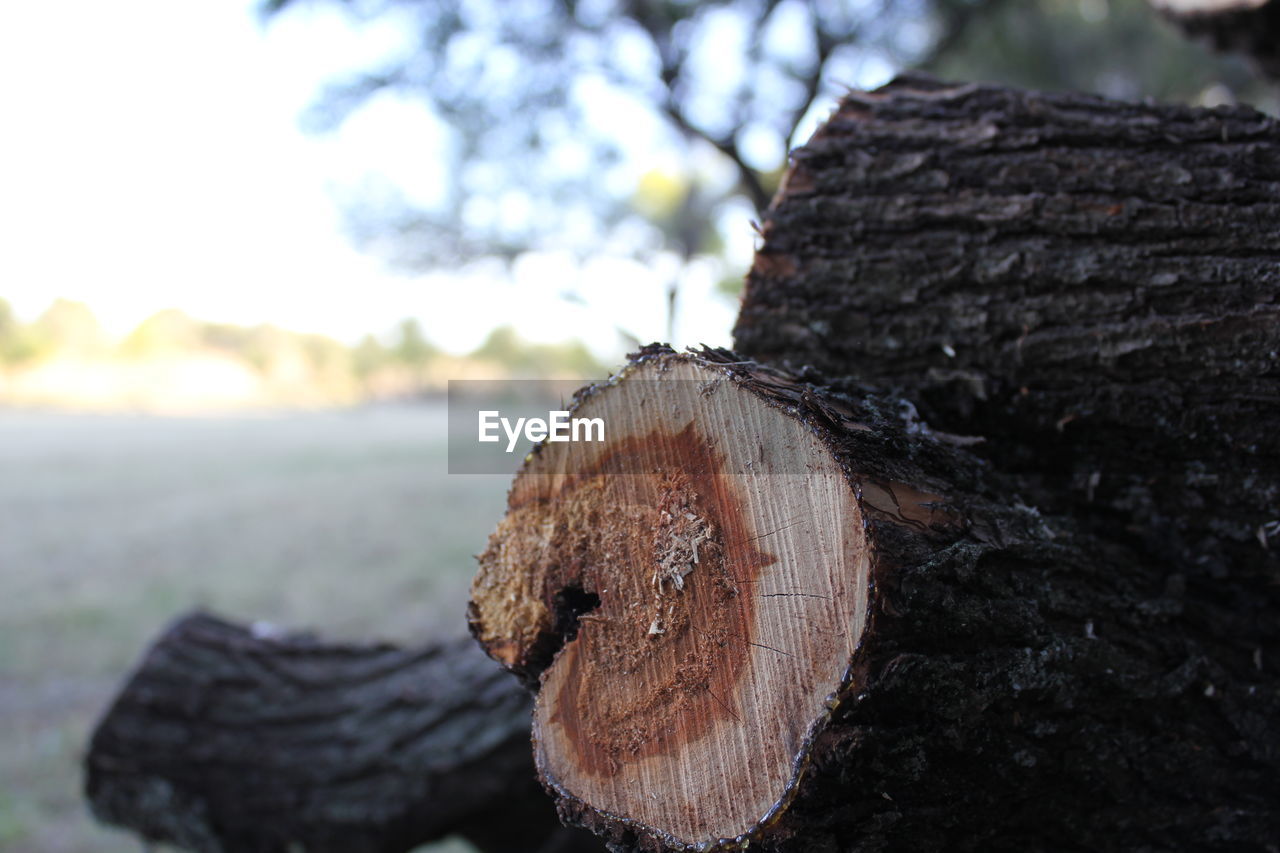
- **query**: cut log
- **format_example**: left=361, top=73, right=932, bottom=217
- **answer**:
left=84, top=612, right=601, bottom=853
left=473, top=347, right=871, bottom=846
left=734, top=75, right=1279, bottom=618
left=1150, top=0, right=1280, bottom=78
left=469, top=346, right=1280, bottom=851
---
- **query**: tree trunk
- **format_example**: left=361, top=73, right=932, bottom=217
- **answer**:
left=469, top=345, right=1279, bottom=852
left=734, top=75, right=1278, bottom=672
left=85, top=612, right=600, bottom=853
left=1150, top=0, right=1280, bottom=78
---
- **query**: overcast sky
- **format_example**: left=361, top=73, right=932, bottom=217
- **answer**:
left=0, top=0, right=742, bottom=359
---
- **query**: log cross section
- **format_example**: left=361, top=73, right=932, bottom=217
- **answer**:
left=471, top=354, right=869, bottom=848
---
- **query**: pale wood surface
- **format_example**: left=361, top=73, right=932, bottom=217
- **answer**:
left=472, top=355, right=868, bottom=847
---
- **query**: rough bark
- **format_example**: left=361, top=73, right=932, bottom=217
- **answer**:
left=85, top=612, right=600, bottom=853
left=469, top=345, right=1280, bottom=852
left=1150, top=0, right=1280, bottom=78
left=734, top=76, right=1279, bottom=671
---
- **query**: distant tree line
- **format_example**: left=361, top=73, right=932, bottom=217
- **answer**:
left=0, top=296, right=605, bottom=396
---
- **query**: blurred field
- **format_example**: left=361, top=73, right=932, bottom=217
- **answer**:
left=0, top=404, right=510, bottom=852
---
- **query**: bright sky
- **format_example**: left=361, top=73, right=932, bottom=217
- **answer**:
left=0, top=0, right=742, bottom=359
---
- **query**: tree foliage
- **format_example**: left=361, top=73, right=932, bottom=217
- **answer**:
left=264, top=0, right=1004, bottom=269
left=470, top=324, right=603, bottom=376
left=927, top=0, right=1275, bottom=105
left=0, top=297, right=42, bottom=366
left=264, top=0, right=1275, bottom=276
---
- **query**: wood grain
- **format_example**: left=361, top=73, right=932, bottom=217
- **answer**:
left=472, top=355, right=867, bottom=847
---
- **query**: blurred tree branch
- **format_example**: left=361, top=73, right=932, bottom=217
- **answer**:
left=262, top=0, right=1278, bottom=285
left=1149, top=0, right=1280, bottom=79
left=263, top=0, right=993, bottom=271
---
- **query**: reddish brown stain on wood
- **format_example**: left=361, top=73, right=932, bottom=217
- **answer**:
left=541, top=422, right=777, bottom=779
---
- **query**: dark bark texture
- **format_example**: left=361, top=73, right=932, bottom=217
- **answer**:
left=1153, top=0, right=1280, bottom=79
left=85, top=612, right=599, bottom=853
left=734, top=75, right=1279, bottom=698
left=552, top=347, right=1280, bottom=852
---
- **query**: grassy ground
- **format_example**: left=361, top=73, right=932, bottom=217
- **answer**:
left=0, top=404, right=510, bottom=852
